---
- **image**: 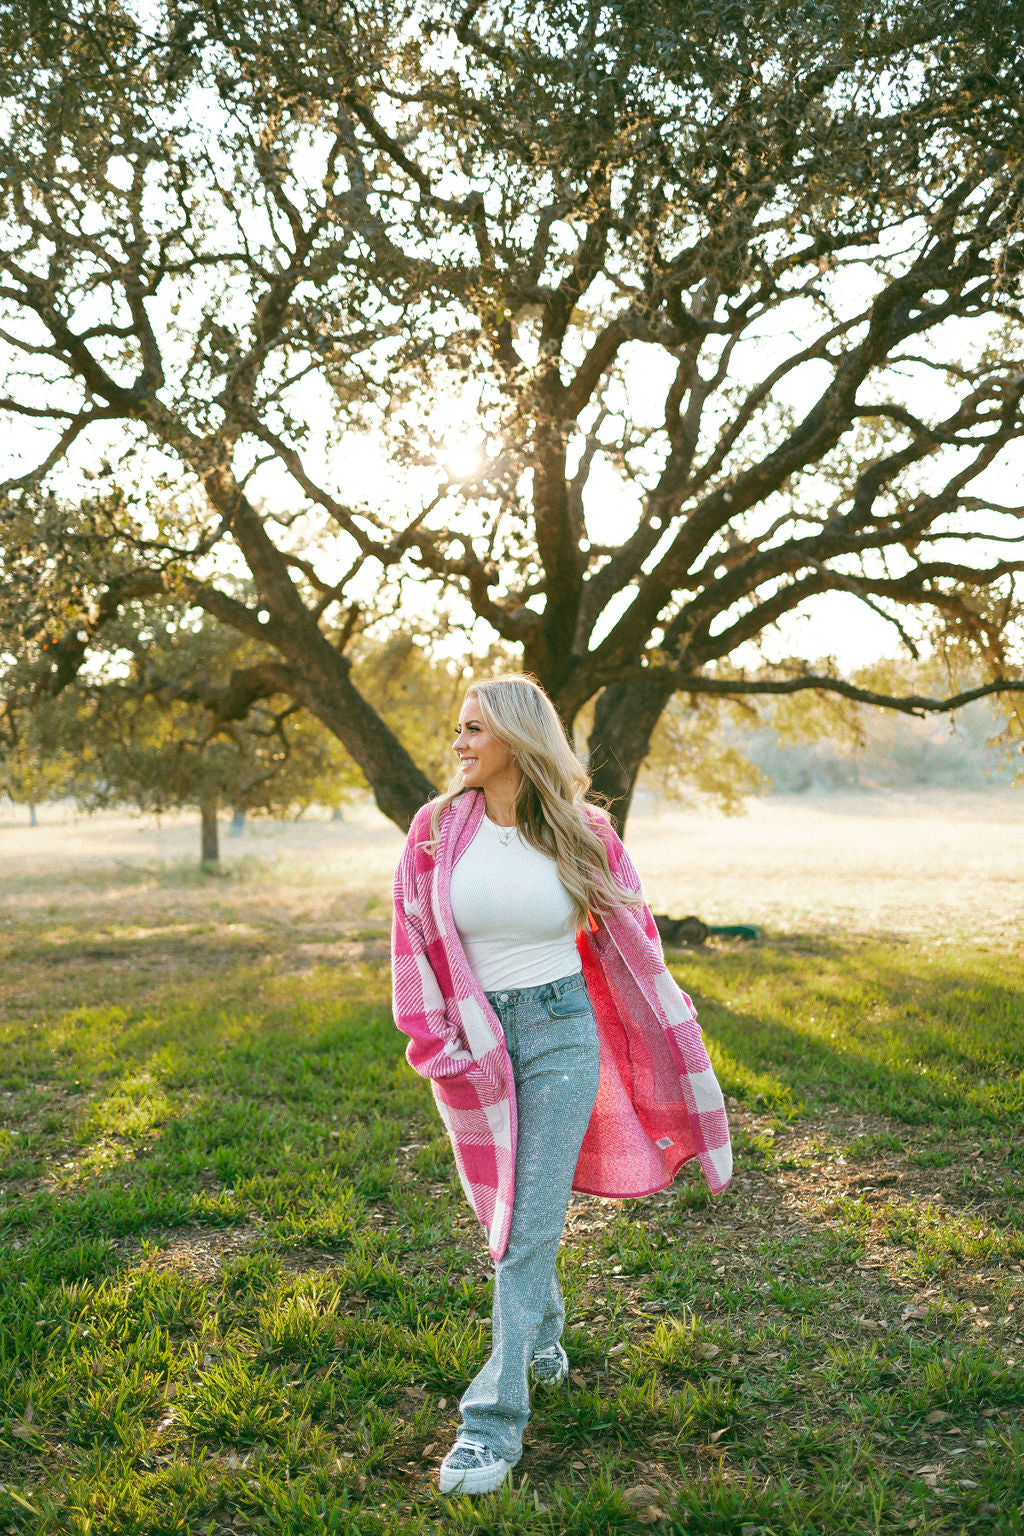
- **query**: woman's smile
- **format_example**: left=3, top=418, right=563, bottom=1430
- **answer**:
left=452, top=697, right=517, bottom=795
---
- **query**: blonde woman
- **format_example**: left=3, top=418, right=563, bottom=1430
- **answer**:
left=391, top=674, right=732, bottom=1495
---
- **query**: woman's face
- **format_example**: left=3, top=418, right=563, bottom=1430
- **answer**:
left=452, top=694, right=519, bottom=791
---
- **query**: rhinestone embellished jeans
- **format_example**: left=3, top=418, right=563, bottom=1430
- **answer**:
left=457, top=970, right=601, bottom=1463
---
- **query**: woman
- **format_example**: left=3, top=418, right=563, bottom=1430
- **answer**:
left=391, top=674, right=732, bottom=1495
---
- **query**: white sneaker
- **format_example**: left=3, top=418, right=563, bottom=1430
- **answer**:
left=438, top=1437, right=513, bottom=1495
left=530, top=1340, right=569, bottom=1386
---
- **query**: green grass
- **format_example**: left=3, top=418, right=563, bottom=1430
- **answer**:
left=1, top=894, right=1023, bottom=1534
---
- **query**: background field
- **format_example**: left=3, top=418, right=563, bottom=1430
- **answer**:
left=1, top=793, right=1022, bottom=1535
left=5, top=785, right=1022, bottom=943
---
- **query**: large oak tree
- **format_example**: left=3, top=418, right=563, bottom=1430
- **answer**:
left=2, top=0, right=1023, bottom=827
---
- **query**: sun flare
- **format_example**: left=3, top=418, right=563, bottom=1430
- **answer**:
left=444, top=436, right=483, bottom=480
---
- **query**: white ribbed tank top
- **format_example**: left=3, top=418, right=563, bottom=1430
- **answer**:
left=449, top=814, right=580, bottom=992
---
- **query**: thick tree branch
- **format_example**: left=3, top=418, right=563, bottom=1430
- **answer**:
left=597, top=670, right=1024, bottom=717
left=155, top=660, right=298, bottom=723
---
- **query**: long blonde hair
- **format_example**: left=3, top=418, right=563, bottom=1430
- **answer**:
left=426, top=673, right=643, bottom=924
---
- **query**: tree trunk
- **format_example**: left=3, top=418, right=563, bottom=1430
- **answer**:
left=28, top=803, right=37, bottom=827
left=229, top=807, right=246, bottom=836
left=200, top=795, right=220, bottom=870
left=198, top=470, right=437, bottom=831
left=586, top=677, right=674, bottom=831
left=290, top=650, right=437, bottom=832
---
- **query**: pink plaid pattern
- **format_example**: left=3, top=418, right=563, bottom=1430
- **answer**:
left=391, top=790, right=732, bottom=1260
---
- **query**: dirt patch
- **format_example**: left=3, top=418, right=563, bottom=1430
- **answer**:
left=125, top=1223, right=265, bottom=1281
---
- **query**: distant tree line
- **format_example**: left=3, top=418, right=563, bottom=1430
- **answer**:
left=4, top=623, right=1016, bottom=864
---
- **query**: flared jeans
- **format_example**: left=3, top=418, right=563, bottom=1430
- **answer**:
left=457, top=970, right=601, bottom=1463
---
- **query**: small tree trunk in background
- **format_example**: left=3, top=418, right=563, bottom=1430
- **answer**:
left=200, top=795, right=220, bottom=871
left=28, top=803, right=37, bottom=827
left=229, top=807, right=246, bottom=837
left=331, top=806, right=344, bottom=822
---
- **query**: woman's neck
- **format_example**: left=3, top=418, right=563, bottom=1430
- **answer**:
left=482, top=780, right=519, bottom=827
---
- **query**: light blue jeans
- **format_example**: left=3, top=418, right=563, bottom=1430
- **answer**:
left=457, top=970, right=601, bottom=1463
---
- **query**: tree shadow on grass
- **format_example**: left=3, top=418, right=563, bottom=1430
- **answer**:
left=669, top=936, right=1024, bottom=1132
left=2, top=940, right=1023, bottom=1532
left=0, top=962, right=420, bottom=1284
left=2, top=933, right=1022, bottom=1298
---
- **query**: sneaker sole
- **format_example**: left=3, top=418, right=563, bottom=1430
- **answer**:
left=439, top=1459, right=512, bottom=1495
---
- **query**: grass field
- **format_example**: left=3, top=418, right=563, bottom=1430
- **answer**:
left=1, top=795, right=1022, bottom=1535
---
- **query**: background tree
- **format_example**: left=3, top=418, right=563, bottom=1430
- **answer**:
left=1, top=589, right=486, bottom=859
left=0, top=697, right=76, bottom=825
left=1, top=0, right=1023, bottom=830
left=34, top=602, right=364, bottom=868
left=638, top=695, right=768, bottom=812
left=644, top=649, right=1023, bottom=799
left=354, top=632, right=484, bottom=789
left=750, top=648, right=1024, bottom=791
left=72, top=695, right=360, bottom=870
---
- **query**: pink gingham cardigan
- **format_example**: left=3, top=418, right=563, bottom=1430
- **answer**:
left=391, top=789, right=732, bottom=1260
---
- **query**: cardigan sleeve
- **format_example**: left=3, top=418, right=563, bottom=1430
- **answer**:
left=391, top=816, right=478, bottom=1081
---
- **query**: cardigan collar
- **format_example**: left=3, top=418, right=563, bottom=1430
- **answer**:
left=430, top=790, right=487, bottom=942
left=440, top=788, right=488, bottom=873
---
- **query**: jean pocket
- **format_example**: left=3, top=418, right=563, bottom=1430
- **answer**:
left=545, top=990, right=592, bottom=1021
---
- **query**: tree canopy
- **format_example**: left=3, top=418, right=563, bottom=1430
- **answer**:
left=1, top=0, right=1022, bottom=827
